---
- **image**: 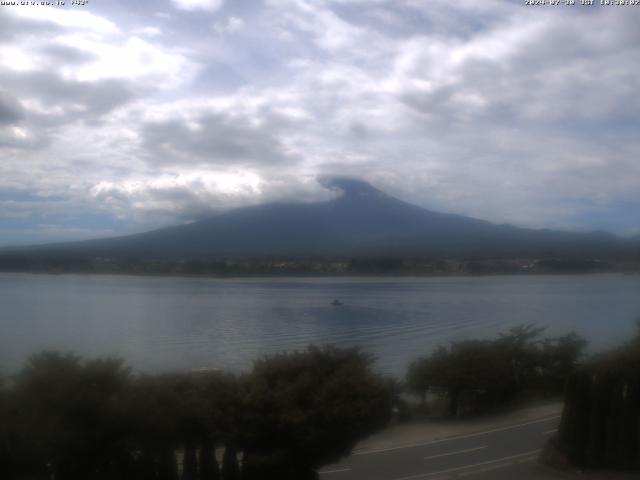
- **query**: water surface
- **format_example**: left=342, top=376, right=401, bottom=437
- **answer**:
left=0, top=273, right=638, bottom=376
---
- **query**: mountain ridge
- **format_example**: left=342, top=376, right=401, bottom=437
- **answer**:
left=3, top=177, right=636, bottom=259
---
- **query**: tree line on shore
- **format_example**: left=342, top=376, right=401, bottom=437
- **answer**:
left=1, top=253, right=638, bottom=276
left=1, top=323, right=638, bottom=478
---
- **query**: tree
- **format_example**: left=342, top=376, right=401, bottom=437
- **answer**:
left=556, top=339, right=640, bottom=471
left=406, top=345, right=453, bottom=406
left=221, top=444, right=240, bottom=480
left=199, top=437, right=220, bottom=480
left=10, top=352, right=133, bottom=480
left=496, top=324, right=546, bottom=392
left=182, top=442, right=197, bottom=480
left=406, top=357, right=432, bottom=404
left=408, top=340, right=517, bottom=416
left=239, top=346, right=392, bottom=479
left=0, top=376, right=15, bottom=479
left=195, top=370, right=242, bottom=453
left=406, top=325, right=584, bottom=416
left=127, top=369, right=241, bottom=480
left=191, top=370, right=242, bottom=480
left=539, top=333, right=587, bottom=395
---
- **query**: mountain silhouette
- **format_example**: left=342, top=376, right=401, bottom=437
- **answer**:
left=15, top=178, right=632, bottom=258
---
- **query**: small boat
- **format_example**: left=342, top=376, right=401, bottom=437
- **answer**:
left=331, top=299, right=344, bottom=306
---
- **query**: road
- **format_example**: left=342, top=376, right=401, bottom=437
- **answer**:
left=318, top=415, right=561, bottom=480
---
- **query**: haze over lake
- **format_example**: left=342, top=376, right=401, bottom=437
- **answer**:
left=1, top=273, right=639, bottom=376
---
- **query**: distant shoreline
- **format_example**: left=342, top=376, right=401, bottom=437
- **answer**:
left=1, top=251, right=639, bottom=279
left=0, top=269, right=638, bottom=280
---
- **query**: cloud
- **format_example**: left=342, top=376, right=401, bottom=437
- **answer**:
left=1, top=1, right=640, bottom=244
left=213, top=16, right=245, bottom=35
left=267, top=0, right=373, bottom=53
left=41, top=44, right=97, bottom=65
left=172, top=0, right=224, bottom=12
left=137, top=26, right=162, bottom=37
left=89, top=171, right=334, bottom=225
left=4, top=71, right=137, bottom=121
left=11, top=6, right=119, bottom=33
left=53, top=36, right=198, bottom=88
left=0, top=91, right=24, bottom=124
left=140, top=103, right=302, bottom=167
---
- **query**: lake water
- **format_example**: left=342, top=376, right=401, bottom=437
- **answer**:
left=0, top=273, right=639, bottom=377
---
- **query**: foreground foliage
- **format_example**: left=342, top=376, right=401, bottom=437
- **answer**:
left=240, top=347, right=391, bottom=479
left=406, top=325, right=587, bottom=416
left=555, top=329, right=640, bottom=471
left=0, top=347, right=391, bottom=480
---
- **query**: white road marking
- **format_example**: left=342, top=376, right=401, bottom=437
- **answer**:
left=390, top=449, right=542, bottom=480
left=457, top=462, right=513, bottom=476
left=318, top=467, right=352, bottom=475
left=353, top=416, right=560, bottom=456
left=543, top=429, right=557, bottom=435
left=423, top=445, right=488, bottom=461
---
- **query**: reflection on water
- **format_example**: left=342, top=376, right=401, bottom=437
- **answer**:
left=0, top=273, right=639, bottom=376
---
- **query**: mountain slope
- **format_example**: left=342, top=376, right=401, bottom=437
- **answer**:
left=13, top=178, right=634, bottom=258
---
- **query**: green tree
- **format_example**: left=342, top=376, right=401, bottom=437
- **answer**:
left=182, top=442, right=197, bottom=480
left=198, top=437, right=220, bottom=480
left=0, top=376, right=15, bottom=479
left=239, top=346, right=392, bottom=479
left=406, top=357, right=432, bottom=404
left=540, top=333, right=587, bottom=395
left=221, top=444, right=240, bottom=480
left=408, top=341, right=516, bottom=416
left=127, top=374, right=189, bottom=480
left=127, top=369, right=240, bottom=480
left=10, top=352, right=133, bottom=480
left=557, top=339, right=640, bottom=471
left=406, top=325, right=589, bottom=417
left=496, top=324, right=546, bottom=392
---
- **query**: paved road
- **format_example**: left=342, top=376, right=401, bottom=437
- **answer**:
left=318, top=415, right=561, bottom=480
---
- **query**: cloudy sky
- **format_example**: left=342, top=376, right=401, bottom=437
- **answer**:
left=1, top=0, right=639, bottom=245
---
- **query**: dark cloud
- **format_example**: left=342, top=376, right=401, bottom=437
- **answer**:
left=0, top=10, right=61, bottom=41
left=41, top=45, right=97, bottom=65
left=142, top=111, right=299, bottom=166
left=0, top=91, right=24, bottom=124
left=1, top=69, right=138, bottom=124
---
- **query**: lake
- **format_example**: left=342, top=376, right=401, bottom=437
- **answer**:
left=0, top=273, right=638, bottom=377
